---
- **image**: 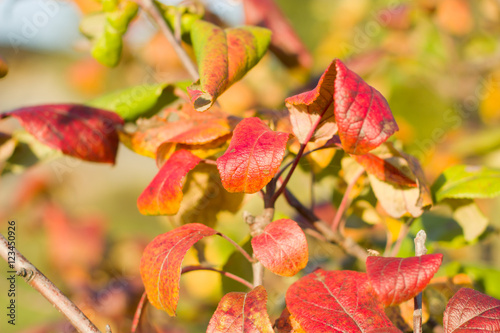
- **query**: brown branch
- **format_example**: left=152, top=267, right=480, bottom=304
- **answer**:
left=137, top=0, right=199, bottom=81
left=284, top=189, right=368, bottom=262
left=0, top=233, right=103, bottom=333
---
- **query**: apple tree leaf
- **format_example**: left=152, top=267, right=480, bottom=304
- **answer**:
left=0, top=104, right=123, bottom=164
left=137, top=150, right=201, bottom=215
left=432, top=165, right=500, bottom=202
left=286, top=269, right=400, bottom=332
left=251, top=219, right=308, bottom=277
left=188, top=20, right=271, bottom=111
left=366, top=254, right=443, bottom=306
left=217, top=117, right=289, bottom=193
left=443, top=288, right=500, bottom=333
left=140, top=223, right=218, bottom=316
left=207, top=285, right=274, bottom=333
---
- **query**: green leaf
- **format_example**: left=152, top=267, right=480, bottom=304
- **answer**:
left=87, top=82, right=187, bottom=121
left=188, top=20, right=271, bottom=111
left=432, top=165, right=500, bottom=202
left=160, top=3, right=204, bottom=44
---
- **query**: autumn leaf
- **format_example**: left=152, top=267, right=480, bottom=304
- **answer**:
left=366, top=254, right=443, bottom=306
left=286, top=269, right=400, bottom=332
left=188, top=20, right=271, bottom=111
left=217, top=117, right=289, bottom=193
left=443, top=288, right=500, bottom=332
left=243, top=0, right=312, bottom=69
left=0, top=104, right=123, bottom=164
left=251, top=219, right=308, bottom=277
left=285, top=59, right=398, bottom=154
left=0, top=55, right=8, bottom=78
left=140, top=223, right=218, bottom=315
left=137, top=150, right=201, bottom=215
left=275, top=307, right=306, bottom=333
left=207, top=285, right=274, bottom=333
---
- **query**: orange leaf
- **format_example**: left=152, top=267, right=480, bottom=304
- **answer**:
left=251, top=219, right=308, bottom=277
left=140, top=223, right=218, bottom=315
left=207, top=285, right=273, bottom=333
left=137, top=150, right=201, bottom=215
left=275, top=307, right=306, bottom=333
left=217, top=117, right=289, bottom=193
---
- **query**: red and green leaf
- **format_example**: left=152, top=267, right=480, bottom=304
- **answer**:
left=443, top=288, right=500, bottom=333
left=140, top=223, right=217, bottom=315
left=285, top=59, right=398, bottom=154
left=137, top=150, right=201, bottom=215
left=188, top=20, right=271, bottom=111
left=207, top=285, right=273, bottom=333
left=366, top=254, right=443, bottom=306
left=251, top=219, right=308, bottom=277
left=0, top=104, right=123, bottom=164
left=286, top=269, right=400, bottom=332
left=217, top=117, right=289, bottom=193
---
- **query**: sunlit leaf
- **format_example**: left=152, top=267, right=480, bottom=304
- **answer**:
left=188, top=20, right=271, bottom=111
left=207, top=285, right=274, bottom=333
left=366, top=254, right=443, bottom=306
left=217, top=117, right=289, bottom=193
left=137, top=150, right=201, bottom=215
left=1, top=104, right=123, bottom=164
left=443, top=199, right=489, bottom=242
left=243, top=0, right=312, bottom=69
left=286, top=269, right=400, bottom=332
left=88, top=82, right=187, bottom=121
left=432, top=165, right=500, bottom=202
left=443, top=288, right=500, bottom=332
left=140, top=223, right=218, bottom=315
left=275, top=307, right=306, bottom=333
left=159, top=3, right=204, bottom=43
left=251, top=219, right=307, bottom=277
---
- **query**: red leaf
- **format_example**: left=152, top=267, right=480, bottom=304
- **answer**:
left=286, top=269, right=400, bottom=332
left=366, top=254, right=443, bottom=306
left=251, top=219, right=308, bottom=277
left=334, top=59, right=398, bottom=154
left=243, top=0, right=313, bottom=69
left=443, top=288, right=500, bottom=333
left=217, top=117, right=289, bottom=193
left=1, top=104, right=123, bottom=163
left=207, top=285, right=273, bottom=333
left=140, top=223, right=218, bottom=315
left=137, top=150, right=201, bottom=215
left=285, top=59, right=398, bottom=153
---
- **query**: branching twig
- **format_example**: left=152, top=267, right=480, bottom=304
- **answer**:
left=413, top=230, right=427, bottom=333
left=283, top=189, right=368, bottom=262
left=182, top=265, right=253, bottom=289
left=137, top=0, right=199, bottom=81
left=0, top=234, right=103, bottom=333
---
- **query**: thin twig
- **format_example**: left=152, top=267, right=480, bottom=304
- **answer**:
left=217, top=232, right=254, bottom=263
left=331, top=168, right=365, bottom=231
left=0, top=234, right=102, bottom=333
left=283, top=189, right=368, bottom=262
left=181, top=265, right=253, bottom=289
left=131, top=292, right=148, bottom=333
left=387, top=217, right=415, bottom=257
left=413, top=230, right=427, bottom=333
left=137, top=0, right=199, bottom=81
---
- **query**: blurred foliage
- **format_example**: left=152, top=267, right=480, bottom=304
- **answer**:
left=1, top=0, right=500, bottom=332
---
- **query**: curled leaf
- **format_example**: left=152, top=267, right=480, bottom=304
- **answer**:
left=217, top=117, right=289, bottom=193
left=140, top=223, right=218, bottom=315
left=366, top=254, right=443, bottom=306
left=137, top=150, right=201, bottom=215
left=188, top=20, right=271, bottom=111
left=443, top=288, right=500, bottom=333
left=251, top=219, right=308, bottom=277
left=0, top=104, right=123, bottom=164
left=207, top=285, right=273, bottom=333
left=286, top=269, right=399, bottom=332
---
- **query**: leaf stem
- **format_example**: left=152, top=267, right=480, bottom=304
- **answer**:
left=131, top=291, right=147, bottom=333
left=413, top=230, right=427, bottom=333
left=331, top=168, right=365, bottom=231
left=181, top=265, right=253, bottom=289
left=217, top=232, right=254, bottom=263
left=387, top=217, right=415, bottom=257
left=137, top=0, right=199, bottom=81
left=0, top=233, right=103, bottom=333
left=283, top=189, right=368, bottom=262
